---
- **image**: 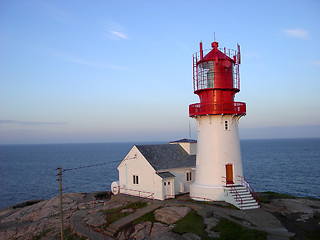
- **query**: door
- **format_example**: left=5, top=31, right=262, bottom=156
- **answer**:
left=226, top=164, right=234, bottom=184
left=164, top=180, right=173, bottom=198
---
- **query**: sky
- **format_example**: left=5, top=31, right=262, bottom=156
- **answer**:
left=0, top=0, right=320, bottom=144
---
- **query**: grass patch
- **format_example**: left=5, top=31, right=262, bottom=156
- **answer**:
left=258, top=191, right=296, bottom=203
left=64, top=227, right=87, bottom=240
left=31, top=228, right=54, bottom=240
left=103, top=201, right=148, bottom=228
left=306, top=227, right=320, bottom=240
left=185, top=198, right=238, bottom=210
left=173, top=209, right=213, bottom=239
left=133, top=211, right=156, bottom=225
left=212, top=218, right=267, bottom=240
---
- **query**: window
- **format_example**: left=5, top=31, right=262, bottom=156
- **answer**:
left=224, top=120, right=229, bottom=130
left=186, top=172, right=192, bottom=182
left=133, top=175, right=139, bottom=184
left=168, top=181, right=170, bottom=185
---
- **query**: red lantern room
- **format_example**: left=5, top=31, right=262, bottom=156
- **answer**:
left=189, top=41, right=246, bottom=116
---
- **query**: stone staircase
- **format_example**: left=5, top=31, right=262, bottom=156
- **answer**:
left=105, top=224, right=119, bottom=237
left=104, top=202, right=163, bottom=237
left=225, top=185, right=259, bottom=210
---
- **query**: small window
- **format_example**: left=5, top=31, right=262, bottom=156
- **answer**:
left=224, top=120, right=229, bottom=130
left=164, top=182, right=166, bottom=186
left=168, top=181, right=170, bottom=185
left=133, top=175, right=139, bottom=184
left=186, top=172, right=192, bottom=182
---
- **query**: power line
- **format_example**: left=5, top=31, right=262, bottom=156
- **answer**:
left=61, top=159, right=121, bottom=172
left=60, top=156, right=136, bottom=173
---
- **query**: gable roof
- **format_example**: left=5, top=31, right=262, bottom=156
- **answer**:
left=156, top=172, right=175, bottom=179
left=169, top=138, right=197, bottom=143
left=135, top=144, right=196, bottom=171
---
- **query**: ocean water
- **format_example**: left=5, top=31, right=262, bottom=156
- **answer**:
left=0, top=138, right=319, bottom=210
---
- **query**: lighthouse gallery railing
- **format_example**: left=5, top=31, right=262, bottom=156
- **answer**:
left=189, top=102, right=246, bottom=116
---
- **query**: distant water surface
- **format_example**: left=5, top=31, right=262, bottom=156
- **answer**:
left=0, top=138, right=319, bottom=209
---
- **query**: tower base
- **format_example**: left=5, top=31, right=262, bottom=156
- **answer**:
left=190, top=183, right=225, bottom=201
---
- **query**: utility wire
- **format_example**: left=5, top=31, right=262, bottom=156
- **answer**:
left=59, top=156, right=136, bottom=172
left=61, top=159, right=121, bottom=172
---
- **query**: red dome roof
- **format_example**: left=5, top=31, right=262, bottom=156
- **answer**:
left=200, top=41, right=234, bottom=63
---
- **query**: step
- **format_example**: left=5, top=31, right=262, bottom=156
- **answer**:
left=242, top=205, right=260, bottom=210
left=242, top=200, right=258, bottom=205
left=235, top=200, right=257, bottom=205
left=241, top=203, right=260, bottom=209
left=104, top=224, right=120, bottom=237
left=107, top=225, right=119, bottom=233
left=230, top=191, right=251, bottom=196
left=105, top=230, right=116, bottom=237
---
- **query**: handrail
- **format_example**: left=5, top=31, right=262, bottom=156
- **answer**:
left=237, top=175, right=260, bottom=205
left=189, top=101, right=246, bottom=116
left=222, top=176, right=243, bottom=209
left=113, top=186, right=155, bottom=201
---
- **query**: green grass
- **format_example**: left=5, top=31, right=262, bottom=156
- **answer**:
left=173, top=209, right=213, bottom=239
left=64, top=227, right=87, bottom=240
left=211, top=218, right=267, bottom=240
left=103, top=201, right=148, bottom=228
left=31, top=228, right=54, bottom=240
left=133, top=211, right=156, bottom=225
left=306, top=227, right=320, bottom=240
left=258, top=191, right=296, bottom=203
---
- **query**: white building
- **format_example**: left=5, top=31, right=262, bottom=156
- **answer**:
left=111, top=139, right=197, bottom=200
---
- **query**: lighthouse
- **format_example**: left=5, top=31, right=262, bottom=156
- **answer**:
left=189, top=39, right=259, bottom=209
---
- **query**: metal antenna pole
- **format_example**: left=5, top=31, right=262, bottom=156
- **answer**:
left=58, top=167, right=64, bottom=240
left=189, top=119, right=191, bottom=139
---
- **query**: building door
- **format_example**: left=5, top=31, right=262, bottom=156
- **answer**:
left=226, top=164, right=234, bottom=184
left=164, top=180, right=173, bottom=198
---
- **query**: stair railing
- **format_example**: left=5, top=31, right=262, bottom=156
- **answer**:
left=222, top=176, right=243, bottom=209
left=237, top=175, right=260, bottom=205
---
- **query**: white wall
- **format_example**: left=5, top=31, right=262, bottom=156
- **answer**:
left=190, top=114, right=244, bottom=201
left=169, top=167, right=195, bottom=194
left=118, top=146, right=163, bottom=199
left=174, top=142, right=197, bottom=155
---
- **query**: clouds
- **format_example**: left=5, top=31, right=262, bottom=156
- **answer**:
left=109, top=30, right=129, bottom=40
left=69, top=58, right=126, bottom=70
left=0, top=120, right=67, bottom=127
left=282, top=28, right=309, bottom=39
left=313, top=61, right=320, bottom=67
left=104, top=21, right=129, bottom=40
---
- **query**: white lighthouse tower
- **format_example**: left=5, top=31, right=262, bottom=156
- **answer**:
left=189, top=40, right=259, bottom=209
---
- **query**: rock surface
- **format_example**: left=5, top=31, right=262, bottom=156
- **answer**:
left=0, top=192, right=110, bottom=239
left=1, top=192, right=320, bottom=240
left=154, top=206, right=191, bottom=224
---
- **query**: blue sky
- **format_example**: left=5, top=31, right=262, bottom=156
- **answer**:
left=0, top=0, right=320, bottom=144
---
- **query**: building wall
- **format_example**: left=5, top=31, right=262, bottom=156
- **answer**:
left=194, top=114, right=243, bottom=186
left=190, top=114, right=243, bottom=201
left=165, top=167, right=195, bottom=195
left=174, top=142, right=197, bottom=155
left=118, top=146, right=163, bottom=199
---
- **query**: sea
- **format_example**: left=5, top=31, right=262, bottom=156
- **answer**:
left=0, top=138, right=319, bottom=210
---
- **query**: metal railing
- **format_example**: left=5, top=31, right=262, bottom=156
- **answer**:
left=189, top=101, right=246, bottom=116
left=113, top=186, right=155, bottom=201
left=222, top=176, right=243, bottom=209
left=237, top=175, right=260, bottom=205
left=193, top=47, right=240, bottom=93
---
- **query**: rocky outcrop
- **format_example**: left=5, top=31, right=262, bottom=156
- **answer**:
left=1, top=192, right=319, bottom=240
left=154, top=206, right=191, bottom=224
left=0, top=192, right=110, bottom=240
